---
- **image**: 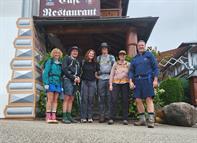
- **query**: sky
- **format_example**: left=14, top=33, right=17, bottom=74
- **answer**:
left=0, top=0, right=196, bottom=52
left=127, top=0, right=197, bottom=52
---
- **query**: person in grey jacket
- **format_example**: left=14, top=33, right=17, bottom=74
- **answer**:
left=96, top=42, right=115, bottom=123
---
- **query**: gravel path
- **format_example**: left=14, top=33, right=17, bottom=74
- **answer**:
left=0, top=120, right=196, bottom=143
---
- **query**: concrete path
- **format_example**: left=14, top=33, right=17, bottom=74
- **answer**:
left=0, top=120, right=196, bottom=143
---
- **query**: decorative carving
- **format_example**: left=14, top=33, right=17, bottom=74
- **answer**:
left=4, top=18, right=44, bottom=119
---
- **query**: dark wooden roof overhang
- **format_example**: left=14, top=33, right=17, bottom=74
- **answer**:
left=33, top=17, right=158, bottom=55
left=34, top=16, right=158, bottom=41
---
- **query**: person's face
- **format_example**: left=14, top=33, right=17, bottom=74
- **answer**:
left=88, top=50, right=95, bottom=61
left=137, top=41, right=146, bottom=53
left=71, top=49, right=79, bottom=58
left=119, top=53, right=126, bottom=61
left=101, top=47, right=108, bottom=55
left=53, top=51, right=60, bottom=59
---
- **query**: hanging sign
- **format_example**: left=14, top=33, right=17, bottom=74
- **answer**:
left=39, top=0, right=100, bottom=17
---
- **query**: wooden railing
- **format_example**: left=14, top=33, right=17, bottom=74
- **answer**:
left=101, top=9, right=122, bottom=17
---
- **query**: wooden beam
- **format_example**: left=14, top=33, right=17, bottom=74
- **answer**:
left=45, top=25, right=128, bottom=34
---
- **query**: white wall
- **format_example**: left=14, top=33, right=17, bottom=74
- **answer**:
left=191, top=53, right=197, bottom=76
left=0, top=0, right=23, bottom=118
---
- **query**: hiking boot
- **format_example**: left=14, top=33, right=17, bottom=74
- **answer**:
left=46, top=112, right=52, bottom=123
left=123, top=120, right=128, bottom=125
left=99, top=116, right=105, bottom=123
left=108, top=119, right=114, bottom=125
left=51, top=112, right=58, bottom=123
left=62, top=112, right=71, bottom=124
left=81, top=119, right=87, bottom=123
left=147, top=113, right=155, bottom=128
left=88, top=118, right=93, bottom=123
left=67, top=112, right=78, bottom=123
left=134, top=113, right=146, bottom=126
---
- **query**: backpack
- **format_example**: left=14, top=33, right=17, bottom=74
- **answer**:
left=98, top=55, right=114, bottom=66
left=43, top=58, right=62, bottom=76
left=64, top=56, right=80, bottom=77
left=43, top=58, right=53, bottom=70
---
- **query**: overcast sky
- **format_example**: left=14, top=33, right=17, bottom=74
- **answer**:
left=127, top=0, right=197, bottom=52
left=0, top=0, right=196, bottom=52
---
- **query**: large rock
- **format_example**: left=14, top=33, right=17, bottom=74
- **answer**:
left=163, top=102, right=197, bottom=127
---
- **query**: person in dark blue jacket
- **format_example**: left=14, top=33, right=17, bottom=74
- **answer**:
left=43, top=48, right=63, bottom=123
left=129, top=40, right=159, bottom=128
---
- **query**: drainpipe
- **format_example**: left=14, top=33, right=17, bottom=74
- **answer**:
left=22, top=0, right=33, bottom=18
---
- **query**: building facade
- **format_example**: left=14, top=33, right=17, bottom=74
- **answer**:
left=0, top=0, right=158, bottom=118
left=159, top=42, right=197, bottom=105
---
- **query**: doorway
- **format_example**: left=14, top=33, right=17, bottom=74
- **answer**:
left=33, top=17, right=128, bottom=57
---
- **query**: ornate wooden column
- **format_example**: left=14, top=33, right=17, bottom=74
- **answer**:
left=190, top=76, right=197, bottom=106
left=4, top=18, right=44, bottom=118
left=126, top=28, right=138, bottom=57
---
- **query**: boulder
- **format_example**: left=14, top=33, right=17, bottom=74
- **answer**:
left=162, top=102, right=197, bottom=127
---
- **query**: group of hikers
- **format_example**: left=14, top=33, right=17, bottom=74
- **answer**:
left=42, top=40, right=159, bottom=128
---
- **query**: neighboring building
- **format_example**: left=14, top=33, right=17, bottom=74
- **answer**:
left=157, top=48, right=179, bottom=62
left=159, top=42, right=197, bottom=105
left=0, top=0, right=158, bottom=118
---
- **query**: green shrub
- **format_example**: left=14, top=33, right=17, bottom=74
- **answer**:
left=38, top=53, right=51, bottom=67
left=129, top=97, right=137, bottom=119
left=159, top=78, right=184, bottom=105
left=125, top=55, right=132, bottom=62
left=36, top=90, right=80, bottom=118
left=180, top=78, right=191, bottom=103
left=36, top=91, right=46, bottom=117
left=154, top=88, right=165, bottom=109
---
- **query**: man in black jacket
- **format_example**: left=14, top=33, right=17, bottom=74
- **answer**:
left=62, top=46, right=81, bottom=124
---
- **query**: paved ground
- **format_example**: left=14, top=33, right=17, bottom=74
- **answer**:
left=0, top=120, right=196, bottom=143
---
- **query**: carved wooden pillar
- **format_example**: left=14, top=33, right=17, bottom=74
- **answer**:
left=126, top=28, right=137, bottom=57
left=4, top=18, right=44, bottom=119
left=189, top=76, right=197, bottom=106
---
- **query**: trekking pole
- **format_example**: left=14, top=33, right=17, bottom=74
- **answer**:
left=75, top=83, right=81, bottom=117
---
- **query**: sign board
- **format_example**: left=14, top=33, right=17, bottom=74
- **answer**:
left=39, top=0, right=100, bottom=17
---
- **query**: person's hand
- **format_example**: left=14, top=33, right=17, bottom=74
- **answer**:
left=153, top=79, right=158, bottom=88
left=109, top=84, right=113, bottom=91
left=129, top=81, right=135, bottom=90
left=74, top=77, right=78, bottom=83
left=44, top=85, right=49, bottom=90
left=75, top=77, right=80, bottom=84
left=95, top=73, right=100, bottom=80
left=76, top=77, right=80, bottom=83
